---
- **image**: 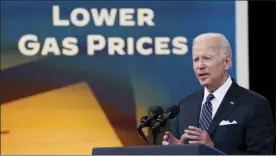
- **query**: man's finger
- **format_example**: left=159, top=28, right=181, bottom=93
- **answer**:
left=163, top=134, right=168, bottom=141
left=180, top=133, right=188, bottom=142
left=188, top=126, right=202, bottom=132
left=188, top=141, right=200, bottom=144
left=165, top=131, right=174, bottom=138
left=162, top=141, right=169, bottom=145
left=184, top=133, right=200, bottom=140
left=184, top=129, right=201, bottom=136
left=164, top=131, right=171, bottom=135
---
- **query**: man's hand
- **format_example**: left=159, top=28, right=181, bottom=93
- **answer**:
left=184, top=126, right=214, bottom=147
left=162, top=131, right=186, bottom=145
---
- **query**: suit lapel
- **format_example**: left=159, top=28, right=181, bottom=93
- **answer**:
left=207, top=81, right=242, bottom=136
left=191, top=90, right=204, bottom=127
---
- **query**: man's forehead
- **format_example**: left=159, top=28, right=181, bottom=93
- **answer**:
left=193, top=37, right=221, bottom=47
left=193, top=42, right=220, bottom=49
left=193, top=42, right=221, bottom=53
left=192, top=46, right=214, bottom=51
left=192, top=47, right=220, bottom=57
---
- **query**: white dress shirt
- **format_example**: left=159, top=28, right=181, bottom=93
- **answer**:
left=201, top=76, right=233, bottom=119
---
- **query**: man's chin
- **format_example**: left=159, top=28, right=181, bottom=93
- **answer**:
left=199, top=80, right=210, bottom=87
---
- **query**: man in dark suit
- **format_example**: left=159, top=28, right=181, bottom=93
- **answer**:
left=162, top=33, right=275, bottom=154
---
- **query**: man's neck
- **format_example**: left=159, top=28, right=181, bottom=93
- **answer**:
left=206, top=74, right=229, bottom=93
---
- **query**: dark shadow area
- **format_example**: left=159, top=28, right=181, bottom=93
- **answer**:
left=249, top=1, right=276, bottom=154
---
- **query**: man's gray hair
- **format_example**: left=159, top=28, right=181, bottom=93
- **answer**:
left=193, top=33, right=232, bottom=58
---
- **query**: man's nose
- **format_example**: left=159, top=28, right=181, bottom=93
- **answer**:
left=198, top=60, right=205, bottom=69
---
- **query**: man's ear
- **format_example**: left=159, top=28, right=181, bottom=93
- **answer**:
left=224, top=55, right=232, bottom=70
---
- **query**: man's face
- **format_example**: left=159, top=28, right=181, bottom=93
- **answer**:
left=192, top=38, right=231, bottom=89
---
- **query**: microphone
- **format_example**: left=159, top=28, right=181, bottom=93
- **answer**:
left=137, top=128, right=150, bottom=145
left=151, top=105, right=180, bottom=130
left=136, top=106, right=164, bottom=131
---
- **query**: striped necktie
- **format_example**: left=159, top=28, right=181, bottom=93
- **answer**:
left=199, top=94, right=215, bottom=131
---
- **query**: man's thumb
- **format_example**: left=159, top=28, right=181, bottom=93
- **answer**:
left=180, top=133, right=187, bottom=142
left=165, top=131, right=173, bottom=138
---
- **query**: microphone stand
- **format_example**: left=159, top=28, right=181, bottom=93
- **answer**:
left=151, top=127, right=160, bottom=145
left=150, top=119, right=161, bottom=145
left=136, top=128, right=150, bottom=145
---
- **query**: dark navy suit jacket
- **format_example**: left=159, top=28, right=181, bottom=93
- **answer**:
left=172, top=81, right=275, bottom=154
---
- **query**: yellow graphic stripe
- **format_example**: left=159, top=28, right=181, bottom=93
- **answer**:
left=1, top=82, right=122, bottom=155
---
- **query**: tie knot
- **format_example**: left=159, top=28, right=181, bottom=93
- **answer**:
left=206, top=94, right=214, bottom=102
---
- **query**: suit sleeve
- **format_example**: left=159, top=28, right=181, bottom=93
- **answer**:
left=243, top=98, right=275, bottom=154
left=171, top=108, right=180, bottom=139
left=170, top=100, right=186, bottom=139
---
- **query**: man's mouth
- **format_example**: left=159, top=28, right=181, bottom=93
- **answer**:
left=198, top=73, right=209, bottom=78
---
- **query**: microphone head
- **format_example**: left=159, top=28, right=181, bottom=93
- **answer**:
left=165, top=105, right=180, bottom=119
left=140, top=116, right=148, bottom=122
left=149, top=105, right=164, bottom=117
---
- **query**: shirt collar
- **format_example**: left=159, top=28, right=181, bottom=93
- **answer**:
left=203, top=76, right=232, bottom=103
